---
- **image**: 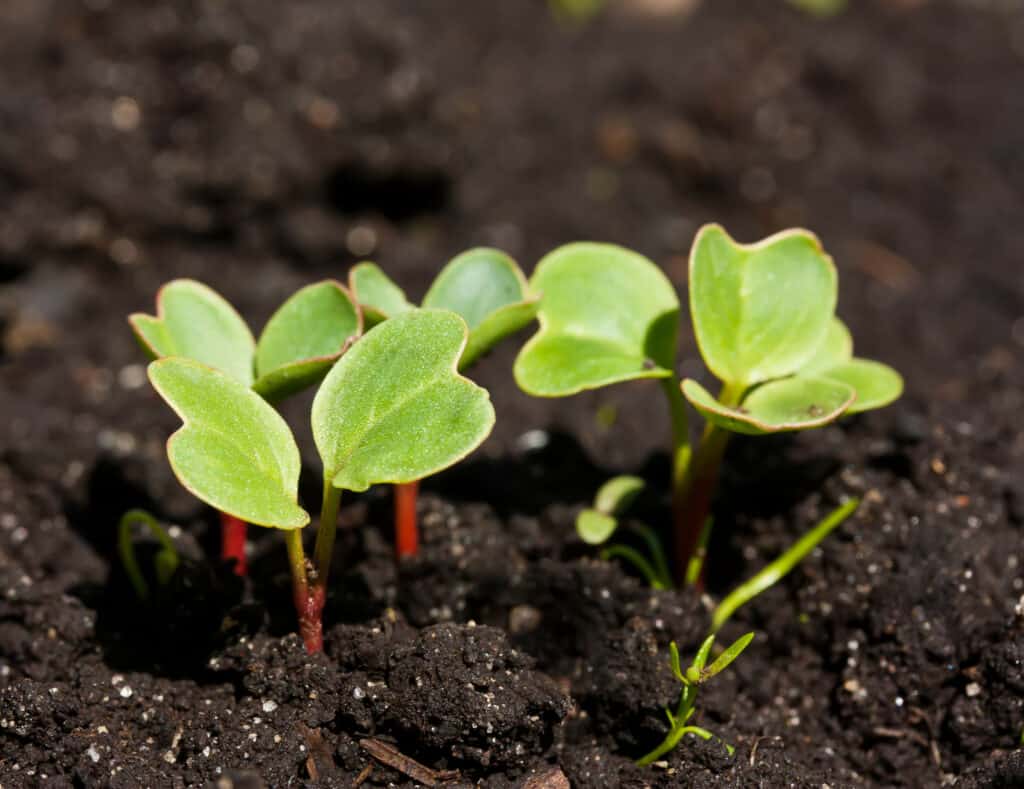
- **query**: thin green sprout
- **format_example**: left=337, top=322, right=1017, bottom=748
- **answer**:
left=118, top=509, right=181, bottom=601
left=711, top=498, right=859, bottom=633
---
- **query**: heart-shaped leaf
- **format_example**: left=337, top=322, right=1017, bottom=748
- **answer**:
left=422, top=248, right=539, bottom=370
left=682, top=375, right=855, bottom=435
left=130, top=280, right=255, bottom=386
left=348, top=262, right=415, bottom=328
left=148, top=358, right=309, bottom=529
left=514, top=243, right=680, bottom=396
left=253, top=281, right=362, bottom=402
left=312, top=309, right=495, bottom=493
left=820, top=359, right=903, bottom=414
left=689, top=224, right=837, bottom=388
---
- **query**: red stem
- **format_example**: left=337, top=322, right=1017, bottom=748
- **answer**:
left=672, top=427, right=730, bottom=591
left=394, top=480, right=420, bottom=559
left=220, top=512, right=248, bottom=576
left=294, top=583, right=326, bottom=654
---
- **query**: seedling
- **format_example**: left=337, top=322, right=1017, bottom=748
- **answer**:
left=516, top=226, right=901, bottom=583
left=637, top=632, right=754, bottom=766
left=118, top=509, right=181, bottom=601
left=349, top=248, right=537, bottom=559
left=576, top=475, right=673, bottom=590
left=144, top=309, right=494, bottom=652
left=130, top=279, right=361, bottom=574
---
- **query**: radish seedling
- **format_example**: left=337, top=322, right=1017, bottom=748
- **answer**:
left=118, top=509, right=181, bottom=601
left=130, top=279, right=361, bottom=574
left=145, top=309, right=494, bottom=652
left=349, top=248, right=537, bottom=559
left=516, top=226, right=901, bottom=584
left=637, top=632, right=754, bottom=766
left=576, top=475, right=673, bottom=590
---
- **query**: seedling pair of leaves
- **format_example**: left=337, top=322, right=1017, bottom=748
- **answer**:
left=636, top=632, right=754, bottom=766
left=130, top=279, right=363, bottom=574
left=516, top=225, right=902, bottom=582
left=133, top=283, right=494, bottom=651
left=348, top=248, right=538, bottom=558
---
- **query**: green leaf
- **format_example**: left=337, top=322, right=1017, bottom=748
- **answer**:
left=514, top=243, right=680, bottom=396
left=130, top=279, right=255, bottom=386
left=702, top=632, right=754, bottom=681
left=668, top=642, right=685, bottom=683
left=577, top=509, right=618, bottom=544
left=312, top=309, right=495, bottom=493
left=348, top=262, right=414, bottom=327
left=689, top=224, right=837, bottom=388
left=253, top=281, right=362, bottom=401
left=148, top=358, right=309, bottom=530
left=821, top=359, right=903, bottom=414
left=692, top=634, right=716, bottom=673
left=594, top=475, right=645, bottom=515
left=422, top=248, right=539, bottom=369
left=801, top=318, right=853, bottom=374
left=682, top=376, right=855, bottom=435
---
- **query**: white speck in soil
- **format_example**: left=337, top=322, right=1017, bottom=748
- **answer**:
left=352, top=686, right=366, bottom=700
left=119, top=686, right=133, bottom=699
left=86, top=745, right=100, bottom=764
left=261, top=700, right=277, bottom=713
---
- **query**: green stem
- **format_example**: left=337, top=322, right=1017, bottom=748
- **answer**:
left=284, top=528, right=308, bottom=592
left=313, top=484, right=342, bottom=588
left=118, top=509, right=180, bottom=601
left=637, top=724, right=715, bottom=766
left=660, top=376, right=691, bottom=494
left=601, top=545, right=670, bottom=590
left=711, top=498, right=859, bottom=633
left=631, top=523, right=673, bottom=589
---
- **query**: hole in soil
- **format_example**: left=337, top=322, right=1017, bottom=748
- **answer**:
left=322, top=161, right=452, bottom=222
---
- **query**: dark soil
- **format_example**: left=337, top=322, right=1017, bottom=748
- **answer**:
left=2, top=0, right=1024, bottom=786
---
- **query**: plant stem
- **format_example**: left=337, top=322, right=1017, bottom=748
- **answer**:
left=313, top=483, right=343, bottom=588
left=660, top=376, right=691, bottom=494
left=284, top=528, right=324, bottom=653
left=636, top=724, right=714, bottom=766
left=220, top=512, right=248, bottom=576
left=671, top=381, right=744, bottom=588
left=710, top=498, right=859, bottom=633
left=394, top=480, right=420, bottom=559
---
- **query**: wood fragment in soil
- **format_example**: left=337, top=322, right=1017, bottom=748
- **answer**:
left=352, top=763, right=373, bottom=787
left=359, top=738, right=459, bottom=786
left=520, top=766, right=570, bottom=789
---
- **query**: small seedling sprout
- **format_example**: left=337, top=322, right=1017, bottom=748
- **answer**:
left=636, top=632, right=754, bottom=766
left=143, top=309, right=494, bottom=652
left=516, top=226, right=902, bottom=585
left=710, top=498, right=859, bottom=633
left=349, top=249, right=537, bottom=560
left=130, top=279, right=361, bottom=574
left=576, top=476, right=672, bottom=590
left=118, top=509, right=181, bottom=601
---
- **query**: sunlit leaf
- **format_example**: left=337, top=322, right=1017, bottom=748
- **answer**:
left=689, top=224, right=836, bottom=387
left=515, top=243, right=680, bottom=396
left=253, top=280, right=361, bottom=401
left=148, top=358, right=308, bottom=529
left=312, top=310, right=495, bottom=492
left=348, top=262, right=415, bottom=328
left=130, top=279, right=255, bottom=386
